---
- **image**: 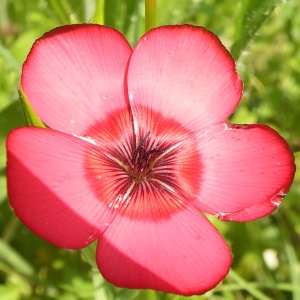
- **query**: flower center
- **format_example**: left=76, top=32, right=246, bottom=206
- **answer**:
left=129, top=131, right=163, bottom=183
left=84, top=106, right=201, bottom=220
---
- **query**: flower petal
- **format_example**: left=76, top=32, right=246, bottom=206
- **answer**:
left=96, top=205, right=231, bottom=296
left=6, top=127, right=120, bottom=248
left=127, top=25, right=242, bottom=133
left=21, top=24, right=132, bottom=135
left=195, top=123, right=295, bottom=221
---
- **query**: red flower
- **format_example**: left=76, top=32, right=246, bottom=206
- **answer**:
left=6, top=24, right=295, bottom=295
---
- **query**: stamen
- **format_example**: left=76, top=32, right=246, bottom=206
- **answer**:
left=132, top=131, right=151, bottom=165
left=129, top=131, right=165, bottom=182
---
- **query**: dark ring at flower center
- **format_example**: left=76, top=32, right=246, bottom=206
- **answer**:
left=84, top=106, right=201, bottom=220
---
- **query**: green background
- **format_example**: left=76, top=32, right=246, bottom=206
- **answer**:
left=0, top=0, right=300, bottom=299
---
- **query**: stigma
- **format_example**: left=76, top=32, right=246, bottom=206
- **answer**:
left=130, top=131, right=163, bottom=183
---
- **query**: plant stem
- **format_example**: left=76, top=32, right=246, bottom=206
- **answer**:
left=145, top=0, right=156, bottom=32
left=92, top=269, right=110, bottom=300
left=93, top=0, right=104, bottom=25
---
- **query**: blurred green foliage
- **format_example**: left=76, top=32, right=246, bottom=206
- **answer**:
left=0, top=0, right=300, bottom=299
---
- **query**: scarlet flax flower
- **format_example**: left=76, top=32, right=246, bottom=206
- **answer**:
left=6, top=24, right=295, bottom=295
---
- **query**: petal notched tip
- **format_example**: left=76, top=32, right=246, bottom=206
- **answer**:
left=196, top=123, right=295, bottom=221
left=216, top=189, right=289, bottom=222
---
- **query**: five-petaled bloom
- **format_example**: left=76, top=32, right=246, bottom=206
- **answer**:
left=6, top=24, right=295, bottom=295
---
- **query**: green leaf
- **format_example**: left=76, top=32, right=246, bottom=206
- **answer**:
left=145, top=0, right=157, bottom=33
left=0, top=101, right=25, bottom=199
left=122, top=0, right=139, bottom=37
left=231, top=0, right=281, bottom=60
left=294, top=151, right=300, bottom=160
left=0, top=239, right=34, bottom=278
left=285, top=243, right=300, bottom=300
left=104, top=0, right=139, bottom=35
left=0, top=173, right=6, bottom=205
left=0, top=41, right=21, bottom=73
left=104, top=0, right=122, bottom=29
left=0, top=285, right=21, bottom=300
left=81, top=241, right=98, bottom=269
left=93, top=0, right=105, bottom=24
left=228, top=269, right=273, bottom=300
left=59, top=276, right=94, bottom=299
left=18, top=88, right=46, bottom=128
left=45, top=0, right=79, bottom=24
left=0, top=101, right=24, bottom=139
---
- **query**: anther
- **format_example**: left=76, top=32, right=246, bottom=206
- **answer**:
left=132, top=131, right=151, bottom=165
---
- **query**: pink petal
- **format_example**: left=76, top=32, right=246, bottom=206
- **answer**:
left=21, top=24, right=132, bottom=135
left=127, top=25, right=243, bottom=133
left=6, top=127, right=121, bottom=248
left=195, top=123, right=295, bottom=221
left=97, top=205, right=231, bottom=296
